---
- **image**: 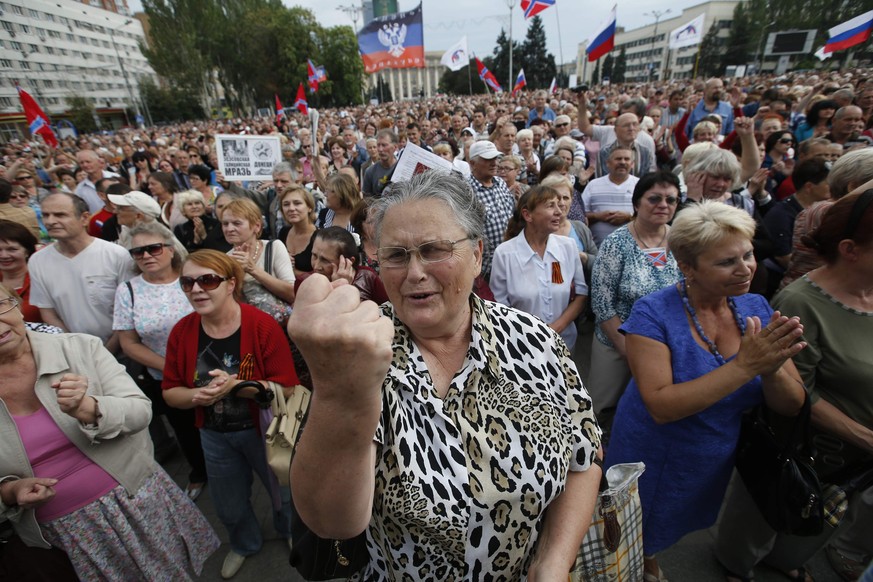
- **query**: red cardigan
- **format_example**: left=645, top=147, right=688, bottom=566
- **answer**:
left=162, top=302, right=298, bottom=427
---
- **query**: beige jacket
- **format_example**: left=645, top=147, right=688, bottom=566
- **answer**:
left=0, top=331, right=154, bottom=547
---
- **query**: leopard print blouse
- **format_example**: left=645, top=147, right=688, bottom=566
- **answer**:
left=361, top=296, right=601, bottom=580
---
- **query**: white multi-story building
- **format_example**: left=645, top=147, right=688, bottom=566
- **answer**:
left=576, top=0, right=739, bottom=83
left=0, top=0, right=157, bottom=140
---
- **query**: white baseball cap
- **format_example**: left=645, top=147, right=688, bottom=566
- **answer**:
left=469, top=140, right=501, bottom=160
left=108, top=190, right=161, bottom=218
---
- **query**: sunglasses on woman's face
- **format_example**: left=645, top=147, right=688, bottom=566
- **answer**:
left=779, top=138, right=794, bottom=145
left=179, top=274, right=229, bottom=292
left=646, top=195, right=679, bottom=205
left=129, top=243, right=170, bottom=259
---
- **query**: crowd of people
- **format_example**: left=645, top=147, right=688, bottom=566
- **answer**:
left=1, top=68, right=872, bottom=582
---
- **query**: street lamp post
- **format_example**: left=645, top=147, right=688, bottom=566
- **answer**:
left=755, top=21, right=777, bottom=75
left=645, top=9, right=670, bottom=82
left=107, top=18, right=142, bottom=127
left=507, top=0, right=517, bottom=92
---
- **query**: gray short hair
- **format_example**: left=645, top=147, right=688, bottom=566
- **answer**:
left=177, top=189, right=205, bottom=207
left=684, top=148, right=741, bottom=186
left=126, top=220, right=187, bottom=274
left=828, top=148, right=873, bottom=199
left=669, top=200, right=756, bottom=266
left=371, top=171, right=485, bottom=247
left=272, top=161, right=297, bottom=180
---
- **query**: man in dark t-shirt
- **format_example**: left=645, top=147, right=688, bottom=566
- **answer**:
left=363, top=129, right=398, bottom=197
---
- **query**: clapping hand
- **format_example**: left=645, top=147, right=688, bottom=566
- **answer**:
left=192, top=370, right=238, bottom=407
left=230, top=242, right=256, bottom=273
left=736, top=312, right=806, bottom=378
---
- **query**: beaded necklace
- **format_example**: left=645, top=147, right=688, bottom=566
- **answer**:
left=679, top=279, right=746, bottom=364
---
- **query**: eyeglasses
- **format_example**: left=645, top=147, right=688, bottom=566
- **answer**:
left=497, top=166, right=517, bottom=173
left=16, top=175, right=33, bottom=181
left=129, top=243, right=171, bottom=259
left=645, top=195, right=679, bottom=206
left=0, top=297, right=19, bottom=315
left=779, top=138, right=794, bottom=144
left=179, top=274, right=230, bottom=292
left=377, top=238, right=470, bottom=268
left=10, top=192, right=29, bottom=199
left=555, top=123, right=570, bottom=128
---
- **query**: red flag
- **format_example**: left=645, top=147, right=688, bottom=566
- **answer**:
left=294, top=83, right=308, bottom=115
left=275, top=94, right=285, bottom=125
left=17, top=86, right=58, bottom=148
left=474, top=57, right=502, bottom=93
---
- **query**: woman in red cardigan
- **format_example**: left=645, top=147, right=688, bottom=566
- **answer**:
left=162, top=249, right=298, bottom=580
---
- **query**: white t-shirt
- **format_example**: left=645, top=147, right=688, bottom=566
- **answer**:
left=29, top=238, right=135, bottom=341
left=581, top=174, right=640, bottom=246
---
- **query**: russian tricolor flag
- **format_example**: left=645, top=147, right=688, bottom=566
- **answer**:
left=587, top=5, right=616, bottom=62
left=824, top=10, right=873, bottom=54
left=512, top=69, right=527, bottom=96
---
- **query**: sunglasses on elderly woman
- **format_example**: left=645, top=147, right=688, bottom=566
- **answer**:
left=179, top=274, right=230, bottom=292
left=129, top=243, right=171, bottom=259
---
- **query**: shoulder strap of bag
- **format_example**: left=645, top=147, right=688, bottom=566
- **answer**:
left=264, top=240, right=274, bottom=276
left=126, top=280, right=134, bottom=307
left=774, top=389, right=812, bottom=456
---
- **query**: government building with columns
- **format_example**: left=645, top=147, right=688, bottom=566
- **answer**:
left=370, top=50, right=444, bottom=100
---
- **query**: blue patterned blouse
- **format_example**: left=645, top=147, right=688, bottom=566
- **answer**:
left=590, top=225, right=682, bottom=347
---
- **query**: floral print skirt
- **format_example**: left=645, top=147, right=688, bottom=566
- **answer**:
left=40, top=469, right=220, bottom=581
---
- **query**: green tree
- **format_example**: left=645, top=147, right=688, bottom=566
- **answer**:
left=697, top=23, right=723, bottom=76
left=141, top=0, right=364, bottom=117
left=140, top=77, right=205, bottom=122
left=489, top=29, right=522, bottom=92
left=315, top=25, right=366, bottom=107
left=440, top=66, right=485, bottom=95
left=613, top=48, right=627, bottom=83
left=520, top=16, right=557, bottom=89
left=591, top=59, right=600, bottom=85
left=65, top=95, right=97, bottom=133
left=601, top=54, right=614, bottom=82
left=721, top=3, right=753, bottom=70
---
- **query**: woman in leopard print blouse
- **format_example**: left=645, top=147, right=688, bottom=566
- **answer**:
left=289, top=170, right=603, bottom=580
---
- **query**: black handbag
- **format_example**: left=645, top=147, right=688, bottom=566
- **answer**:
left=288, top=492, right=368, bottom=581
left=286, top=402, right=369, bottom=580
left=735, top=393, right=825, bottom=536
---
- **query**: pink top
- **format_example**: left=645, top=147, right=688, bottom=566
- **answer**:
left=12, top=408, right=118, bottom=522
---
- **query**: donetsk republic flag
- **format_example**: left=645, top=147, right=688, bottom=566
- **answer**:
left=357, top=3, right=425, bottom=73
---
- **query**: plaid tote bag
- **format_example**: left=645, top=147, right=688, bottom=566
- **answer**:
left=570, top=462, right=645, bottom=582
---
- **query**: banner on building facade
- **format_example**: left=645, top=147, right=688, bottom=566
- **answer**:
left=358, top=3, right=425, bottom=73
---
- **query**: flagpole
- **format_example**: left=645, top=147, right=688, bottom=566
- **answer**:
left=467, top=64, right=473, bottom=95
left=507, top=0, right=516, bottom=92
left=693, top=43, right=702, bottom=78
left=554, top=4, right=565, bottom=85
